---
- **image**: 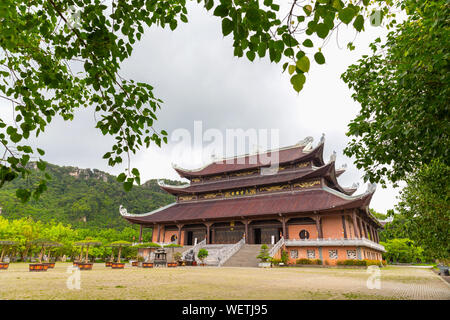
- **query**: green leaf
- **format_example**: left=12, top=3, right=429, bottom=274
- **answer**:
left=314, top=52, right=326, bottom=64
left=246, top=50, right=256, bottom=61
left=123, top=181, right=133, bottom=192
left=290, top=74, right=306, bottom=93
left=288, top=65, right=296, bottom=75
left=117, top=173, right=126, bottom=183
left=213, top=5, right=229, bottom=17
left=339, top=7, right=356, bottom=25
left=296, top=56, right=310, bottom=73
left=221, top=18, right=233, bottom=36
left=353, top=15, right=364, bottom=32
left=302, top=39, right=314, bottom=48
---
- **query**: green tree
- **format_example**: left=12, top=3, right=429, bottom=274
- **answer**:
left=197, top=248, right=208, bottom=264
left=395, top=160, right=450, bottom=259
left=380, top=238, right=424, bottom=263
left=256, top=244, right=270, bottom=262
left=341, top=0, right=449, bottom=185
left=0, top=0, right=395, bottom=201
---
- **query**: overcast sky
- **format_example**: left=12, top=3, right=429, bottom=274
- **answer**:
left=0, top=2, right=404, bottom=214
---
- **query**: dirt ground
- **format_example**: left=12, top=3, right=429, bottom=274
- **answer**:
left=0, top=263, right=449, bottom=300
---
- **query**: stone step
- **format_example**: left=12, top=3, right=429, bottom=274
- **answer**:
left=222, top=244, right=273, bottom=267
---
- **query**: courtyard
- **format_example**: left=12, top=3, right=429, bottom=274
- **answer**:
left=0, top=263, right=449, bottom=300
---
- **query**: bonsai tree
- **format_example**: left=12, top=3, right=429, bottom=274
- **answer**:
left=173, top=252, right=182, bottom=265
left=74, top=239, right=102, bottom=263
left=164, top=243, right=182, bottom=262
left=257, top=244, right=271, bottom=263
left=108, top=241, right=132, bottom=263
left=197, top=248, right=209, bottom=265
left=0, top=240, right=16, bottom=262
left=30, top=239, right=62, bottom=263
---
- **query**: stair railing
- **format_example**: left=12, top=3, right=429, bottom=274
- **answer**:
left=269, top=236, right=285, bottom=257
left=218, top=238, right=245, bottom=267
left=182, top=238, right=206, bottom=260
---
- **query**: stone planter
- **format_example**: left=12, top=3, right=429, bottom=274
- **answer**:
left=77, top=262, right=93, bottom=270
left=258, top=262, right=271, bottom=268
left=438, top=265, right=449, bottom=276
left=0, top=262, right=9, bottom=270
left=167, top=262, right=177, bottom=267
left=29, top=263, right=49, bottom=272
left=105, top=261, right=112, bottom=267
left=42, top=262, right=55, bottom=269
left=111, top=262, right=125, bottom=269
left=141, top=262, right=153, bottom=268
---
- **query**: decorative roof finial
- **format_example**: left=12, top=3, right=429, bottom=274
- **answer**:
left=300, top=136, right=314, bottom=152
left=329, top=151, right=337, bottom=163
left=119, top=205, right=129, bottom=216
left=366, top=183, right=377, bottom=193
left=351, top=182, right=360, bottom=189
left=320, top=133, right=325, bottom=144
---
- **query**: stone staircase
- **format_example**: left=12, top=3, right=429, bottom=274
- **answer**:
left=201, top=244, right=234, bottom=266
left=222, top=244, right=273, bottom=267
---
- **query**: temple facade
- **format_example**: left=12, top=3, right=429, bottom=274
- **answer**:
left=120, top=136, right=385, bottom=265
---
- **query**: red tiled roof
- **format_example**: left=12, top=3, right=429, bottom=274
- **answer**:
left=122, top=188, right=373, bottom=225
left=174, top=143, right=324, bottom=177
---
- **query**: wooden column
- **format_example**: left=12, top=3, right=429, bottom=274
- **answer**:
left=177, top=224, right=183, bottom=245
left=156, top=224, right=161, bottom=242
left=314, top=216, right=323, bottom=239
left=352, top=211, right=360, bottom=238
left=277, top=217, right=288, bottom=240
left=204, top=222, right=213, bottom=244
left=243, top=220, right=250, bottom=244
left=139, top=225, right=143, bottom=243
left=341, top=215, right=347, bottom=239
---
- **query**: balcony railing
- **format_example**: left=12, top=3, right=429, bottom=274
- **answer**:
left=285, top=237, right=385, bottom=252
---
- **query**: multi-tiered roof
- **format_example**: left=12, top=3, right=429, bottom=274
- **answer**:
left=120, top=136, right=380, bottom=226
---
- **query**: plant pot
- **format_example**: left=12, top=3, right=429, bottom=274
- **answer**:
left=258, top=262, right=271, bottom=268
left=167, top=262, right=177, bottom=267
left=141, top=262, right=153, bottom=268
left=73, top=261, right=80, bottom=266
left=111, top=262, right=125, bottom=269
left=77, top=262, right=94, bottom=270
left=29, top=263, right=49, bottom=272
left=105, top=261, right=112, bottom=267
left=42, top=262, right=55, bottom=269
left=192, top=261, right=197, bottom=266
left=131, top=261, right=139, bottom=267
left=0, top=262, right=9, bottom=270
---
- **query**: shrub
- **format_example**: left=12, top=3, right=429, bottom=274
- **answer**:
left=173, top=252, right=182, bottom=263
left=270, top=258, right=282, bottom=266
left=281, top=250, right=289, bottom=264
left=295, top=258, right=313, bottom=264
left=197, top=249, right=208, bottom=263
left=312, top=259, right=322, bottom=265
left=365, top=259, right=383, bottom=266
left=256, top=244, right=271, bottom=262
left=337, top=259, right=367, bottom=266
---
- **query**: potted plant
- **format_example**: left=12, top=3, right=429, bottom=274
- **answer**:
left=257, top=244, right=271, bottom=268
left=173, top=252, right=183, bottom=266
left=108, top=241, right=132, bottom=269
left=164, top=243, right=182, bottom=267
left=197, top=248, right=208, bottom=266
left=28, top=239, right=61, bottom=271
left=0, top=240, right=16, bottom=270
left=74, top=239, right=102, bottom=270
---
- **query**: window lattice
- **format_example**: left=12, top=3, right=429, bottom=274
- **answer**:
left=307, top=249, right=315, bottom=259
left=346, top=250, right=357, bottom=259
left=328, top=250, right=338, bottom=259
left=290, top=250, right=298, bottom=259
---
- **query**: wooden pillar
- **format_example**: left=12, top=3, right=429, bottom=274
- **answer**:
left=204, top=222, right=213, bottom=244
left=139, top=225, right=143, bottom=243
left=156, top=224, right=161, bottom=242
left=341, top=215, right=347, bottom=239
left=314, top=216, right=323, bottom=239
left=177, top=224, right=183, bottom=245
left=243, top=220, right=250, bottom=244
left=352, top=211, right=360, bottom=238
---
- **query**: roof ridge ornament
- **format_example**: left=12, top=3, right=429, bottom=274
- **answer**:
left=300, top=136, right=314, bottom=152
left=351, top=182, right=360, bottom=189
left=329, top=151, right=337, bottom=163
left=366, top=183, right=377, bottom=194
left=119, top=205, right=129, bottom=216
left=319, top=133, right=325, bottom=145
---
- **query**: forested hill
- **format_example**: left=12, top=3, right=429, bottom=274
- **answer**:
left=0, top=163, right=182, bottom=229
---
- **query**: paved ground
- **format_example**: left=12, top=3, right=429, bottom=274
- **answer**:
left=0, top=263, right=449, bottom=300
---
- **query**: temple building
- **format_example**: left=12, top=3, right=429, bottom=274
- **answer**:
left=120, top=136, right=385, bottom=265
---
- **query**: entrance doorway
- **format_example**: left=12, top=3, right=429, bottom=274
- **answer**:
left=254, top=228, right=261, bottom=244
left=186, top=231, right=193, bottom=245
